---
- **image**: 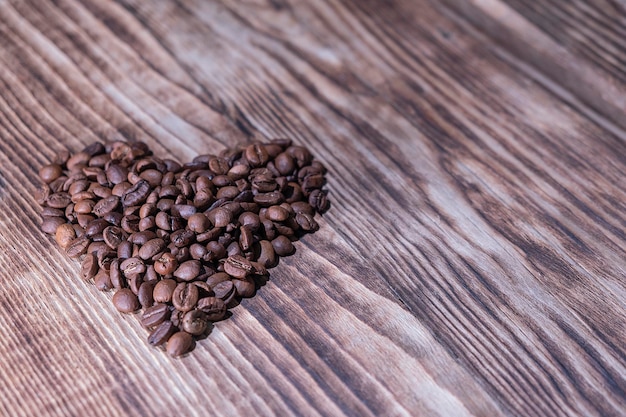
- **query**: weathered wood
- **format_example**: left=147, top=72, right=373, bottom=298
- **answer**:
left=0, top=0, right=624, bottom=416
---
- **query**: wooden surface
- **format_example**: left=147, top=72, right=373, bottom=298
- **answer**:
left=0, top=0, right=624, bottom=416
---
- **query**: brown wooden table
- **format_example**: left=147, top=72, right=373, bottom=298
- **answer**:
left=0, top=1, right=624, bottom=416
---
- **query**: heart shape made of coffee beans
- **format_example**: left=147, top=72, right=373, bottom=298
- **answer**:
left=36, top=139, right=329, bottom=357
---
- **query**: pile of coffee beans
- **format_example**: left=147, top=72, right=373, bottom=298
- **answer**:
left=36, top=140, right=329, bottom=357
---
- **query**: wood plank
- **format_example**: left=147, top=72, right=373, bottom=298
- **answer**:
left=437, top=0, right=626, bottom=131
left=0, top=0, right=624, bottom=416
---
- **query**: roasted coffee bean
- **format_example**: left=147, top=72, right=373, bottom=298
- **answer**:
left=187, top=213, right=210, bottom=233
left=154, top=252, right=178, bottom=276
left=253, top=191, right=284, bottom=207
left=189, top=243, right=207, bottom=260
left=308, top=189, right=330, bottom=213
left=166, top=331, right=194, bottom=357
left=266, top=205, right=289, bottom=222
left=121, top=214, right=140, bottom=234
left=295, top=213, right=319, bottom=231
left=148, top=320, right=176, bottom=346
left=42, top=216, right=66, bottom=235
left=204, top=241, right=226, bottom=262
left=272, top=235, right=294, bottom=256
left=110, top=259, right=125, bottom=289
left=233, top=278, right=256, bottom=298
left=47, top=192, right=72, bottom=209
left=112, top=288, right=139, bottom=313
left=239, top=225, right=253, bottom=252
left=116, top=240, right=133, bottom=259
left=81, top=253, right=99, bottom=280
left=138, top=281, right=155, bottom=308
left=55, top=224, right=76, bottom=249
left=170, top=229, right=195, bottom=248
left=257, top=240, right=276, bottom=268
left=121, top=179, right=150, bottom=207
left=120, top=257, right=146, bottom=276
left=138, top=238, right=166, bottom=260
left=290, top=201, right=314, bottom=215
left=39, top=164, right=63, bottom=184
left=207, top=207, right=231, bottom=228
left=103, top=226, right=125, bottom=249
left=172, top=283, right=199, bottom=312
left=174, top=260, right=201, bottom=281
left=212, top=280, right=235, bottom=301
left=245, top=143, right=269, bottom=167
left=274, top=152, right=296, bottom=175
left=181, top=310, right=208, bottom=335
left=153, top=279, right=177, bottom=303
left=94, top=269, right=113, bottom=291
left=197, top=297, right=227, bottom=321
left=141, top=304, right=170, bottom=328
left=93, top=196, right=120, bottom=217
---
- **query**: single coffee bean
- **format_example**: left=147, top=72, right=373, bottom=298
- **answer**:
left=170, top=229, right=195, bottom=248
left=144, top=265, right=158, bottom=283
left=103, top=226, right=125, bottom=249
left=42, top=217, right=66, bottom=235
left=121, top=179, right=150, bottom=207
left=257, top=240, right=276, bottom=268
left=212, top=280, right=235, bottom=301
left=245, top=143, right=269, bottom=167
left=290, top=201, right=314, bottom=215
left=92, top=196, right=120, bottom=217
left=94, top=269, right=113, bottom=291
left=197, top=297, right=227, bottom=321
left=171, top=204, right=196, bottom=219
left=55, top=224, right=76, bottom=249
left=272, top=235, right=295, bottom=256
left=39, top=164, right=63, bottom=184
left=287, top=145, right=313, bottom=167
left=172, top=283, right=199, bottom=312
left=187, top=213, right=210, bottom=233
left=138, top=238, right=166, bottom=260
left=189, top=243, right=207, bottom=260
left=120, top=257, right=146, bottom=276
left=266, top=205, right=289, bottom=222
left=116, top=240, right=133, bottom=259
left=239, top=225, right=253, bottom=252
left=140, top=169, right=163, bottom=187
left=174, top=260, right=201, bottom=281
left=295, top=213, right=319, bottom=231
left=154, top=252, right=178, bottom=276
left=112, top=288, right=140, bottom=313
left=141, top=303, right=170, bottom=328
left=224, top=255, right=254, bottom=279
left=81, top=253, right=99, bottom=280
left=308, top=189, right=330, bottom=213
left=106, top=163, right=128, bottom=185
left=233, top=278, right=256, bottom=298
left=121, top=214, right=140, bottom=234
left=47, top=192, right=72, bottom=209
left=166, top=331, right=194, bottom=357
left=153, top=279, right=177, bottom=303
left=148, top=320, right=176, bottom=346
left=110, top=259, right=125, bottom=289
left=182, top=310, right=208, bottom=335
left=138, top=281, right=155, bottom=308
left=274, top=152, right=295, bottom=175
left=207, top=207, right=231, bottom=228
left=253, top=191, right=284, bottom=207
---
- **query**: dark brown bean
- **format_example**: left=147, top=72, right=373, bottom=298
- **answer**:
left=253, top=191, right=284, bottom=207
left=295, top=213, right=319, bottom=231
left=172, top=283, right=199, bottom=312
left=154, top=252, right=178, bottom=276
left=266, top=205, right=289, bottom=222
left=120, top=257, right=146, bottom=276
left=224, top=255, right=254, bottom=279
left=112, top=288, right=140, bottom=313
left=257, top=240, right=276, bottom=268
left=42, top=217, right=66, bottom=235
left=148, top=320, right=176, bottom=346
left=138, top=238, right=166, bottom=260
left=141, top=304, right=170, bottom=328
left=93, top=196, right=120, bottom=217
left=55, top=224, right=76, bottom=249
left=197, top=297, right=227, bottom=321
left=187, top=213, right=210, bottom=233
left=174, top=260, right=201, bottom=281
left=39, top=164, right=63, bottom=184
left=166, top=331, right=194, bottom=357
left=94, top=269, right=113, bottom=291
left=233, top=278, right=256, bottom=298
left=121, top=179, right=150, bottom=207
left=182, top=310, right=208, bottom=335
left=47, top=192, right=72, bottom=209
left=272, top=235, right=295, bottom=256
left=212, top=280, right=235, bottom=301
left=138, top=281, right=155, bottom=308
left=308, top=189, right=330, bottom=213
left=245, top=143, right=269, bottom=167
left=81, top=253, right=99, bottom=281
left=103, top=226, right=125, bottom=249
left=153, top=279, right=177, bottom=303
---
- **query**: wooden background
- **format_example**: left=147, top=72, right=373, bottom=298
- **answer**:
left=0, top=0, right=624, bottom=416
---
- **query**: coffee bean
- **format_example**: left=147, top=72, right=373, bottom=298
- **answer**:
left=166, top=331, right=194, bottom=357
left=138, top=281, right=155, bottom=308
left=112, top=288, right=140, bottom=313
left=55, top=224, right=76, bottom=249
left=182, top=310, right=208, bottom=335
left=153, top=279, right=177, bottom=303
left=295, top=213, right=319, bottom=231
left=174, top=260, right=201, bottom=281
left=138, top=238, right=166, bottom=260
left=197, top=297, right=227, bottom=321
left=170, top=229, right=195, bottom=248
left=42, top=217, right=66, bottom=235
left=94, top=269, right=113, bottom=291
left=120, top=257, right=146, bottom=276
left=172, top=283, right=199, bottom=312
left=47, top=192, right=72, bottom=209
left=39, top=164, right=63, bottom=184
left=213, top=280, right=235, bottom=301
left=93, top=196, right=120, bottom=217
left=154, top=252, right=178, bottom=276
left=253, top=191, right=284, bottom=206
left=110, top=259, right=125, bottom=289
left=266, top=205, right=289, bottom=222
left=121, top=179, right=150, bottom=207
left=245, top=144, right=269, bottom=167
left=233, top=278, right=256, bottom=298
left=187, top=213, right=210, bottom=233
left=141, top=303, right=170, bottom=328
left=272, top=235, right=294, bottom=256
left=257, top=240, right=276, bottom=268
left=224, top=255, right=254, bottom=279
left=103, top=226, right=125, bottom=249
left=148, top=320, right=176, bottom=346
left=308, top=189, right=330, bottom=213
left=81, top=253, right=99, bottom=280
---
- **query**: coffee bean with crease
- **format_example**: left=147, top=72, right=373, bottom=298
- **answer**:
left=172, top=283, right=199, bottom=312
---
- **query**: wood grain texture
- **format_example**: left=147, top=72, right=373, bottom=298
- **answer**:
left=0, top=0, right=624, bottom=416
